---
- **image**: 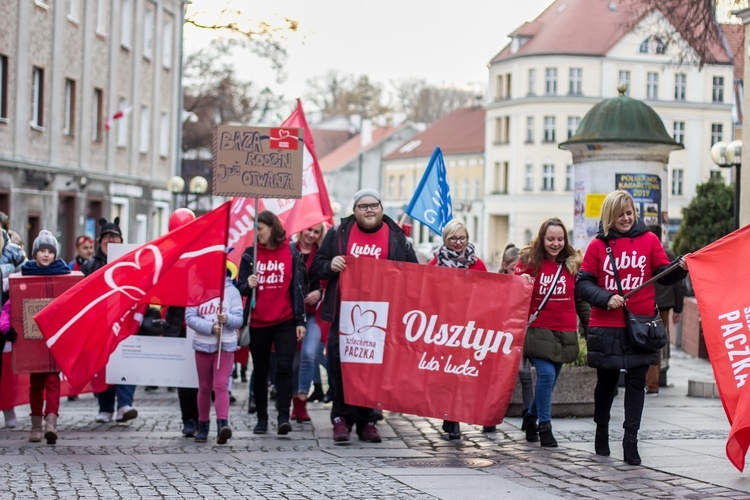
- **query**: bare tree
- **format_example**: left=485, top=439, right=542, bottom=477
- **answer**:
left=304, top=72, right=390, bottom=122
left=391, top=79, right=477, bottom=124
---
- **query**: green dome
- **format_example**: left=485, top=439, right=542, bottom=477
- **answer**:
left=560, top=87, right=683, bottom=149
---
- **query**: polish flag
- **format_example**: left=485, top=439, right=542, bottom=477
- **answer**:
left=34, top=202, right=231, bottom=391
left=104, top=105, right=134, bottom=131
left=686, top=224, right=750, bottom=471
left=227, top=99, right=334, bottom=265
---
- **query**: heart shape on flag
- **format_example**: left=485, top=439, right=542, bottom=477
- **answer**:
left=104, top=245, right=163, bottom=301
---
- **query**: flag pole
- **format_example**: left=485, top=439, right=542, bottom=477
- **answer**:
left=216, top=201, right=232, bottom=369
left=622, top=259, right=684, bottom=300
left=251, top=197, right=259, bottom=310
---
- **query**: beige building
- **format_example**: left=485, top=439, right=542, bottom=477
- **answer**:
left=484, top=0, right=738, bottom=260
left=0, top=0, right=184, bottom=258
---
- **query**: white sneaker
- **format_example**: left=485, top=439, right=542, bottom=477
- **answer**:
left=115, top=405, right=138, bottom=422
left=3, top=409, right=17, bottom=428
left=95, top=412, right=113, bottom=423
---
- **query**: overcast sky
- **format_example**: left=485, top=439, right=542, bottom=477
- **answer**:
left=184, top=0, right=556, bottom=108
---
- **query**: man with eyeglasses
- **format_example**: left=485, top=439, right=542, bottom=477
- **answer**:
left=311, top=189, right=418, bottom=444
left=81, top=218, right=138, bottom=425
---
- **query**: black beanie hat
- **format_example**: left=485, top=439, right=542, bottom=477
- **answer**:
left=98, top=217, right=122, bottom=241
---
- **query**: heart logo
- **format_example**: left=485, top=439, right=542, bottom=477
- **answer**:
left=104, top=245, right=163, bottom=301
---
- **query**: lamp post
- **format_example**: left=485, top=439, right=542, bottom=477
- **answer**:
left=167, top=175, right=208, bottom=211
left=710, top=140, right=742, bottom=229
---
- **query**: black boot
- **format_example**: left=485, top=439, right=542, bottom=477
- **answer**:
left=182, top=419, right=197, bottom=437
left=194, top=421, right=210, bottom=443
left=523, top=413, right=539, bottom=442
left=595, top=426, right=610, bottom=456
left=247, top=394, right=257, bottom=414
left=277, top=414, right=292, bottom=435
left=216, top=419, right=232, bottom=445
left=308, top=383, right=325, bottom=402
left=538, top=421, right=558, bottom=448
left=322, top=387, right=332, bottom=404
left=520, top=408, right=529, bottom=431
left=240, top=365, right=247, bottom=383
left=254, top=415, right=268, bottom=434
left=623, top=431, right=641, bottom=465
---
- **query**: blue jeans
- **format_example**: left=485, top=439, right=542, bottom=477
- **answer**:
left=297, top=315, right=323, bottom=395
left=528, top=357, right=562, bottom=423
left=96, top=384, right=136, bottom=413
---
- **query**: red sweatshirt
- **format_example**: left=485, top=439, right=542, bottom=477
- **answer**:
left=516, top=259, right=576, bottom=331
left=251, top=241, right=294, bottom=328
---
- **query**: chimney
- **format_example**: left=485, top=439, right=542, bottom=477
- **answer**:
left=360, top=119, right=373, bottom=149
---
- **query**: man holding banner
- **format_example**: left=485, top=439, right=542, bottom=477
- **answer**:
left=311, top=189, right=418, bottom=443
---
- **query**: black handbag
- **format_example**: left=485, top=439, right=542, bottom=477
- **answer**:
left=606, top=244, right=667, bottom=353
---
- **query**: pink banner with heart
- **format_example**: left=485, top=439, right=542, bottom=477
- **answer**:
left=339, top=258, right=532, bottom=426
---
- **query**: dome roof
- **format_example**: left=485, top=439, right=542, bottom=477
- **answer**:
left=560, top=86, right=684, bottom=149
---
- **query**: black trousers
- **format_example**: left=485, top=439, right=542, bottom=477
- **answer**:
left=594, top=364, right=649, bottom=433
left=250, top=319, right=296, bottom=419
left=327, top=320, right=375, bottom=431
left=178, top=387, right=199, bottom=423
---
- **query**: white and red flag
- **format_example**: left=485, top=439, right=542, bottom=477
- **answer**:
left=686, top=224, right=750, bottom=471
left=104, top=105, right=134, bottom=131
left=226, top=99, right=334, bottom=265
left=34, top=202, right=231, bottom=390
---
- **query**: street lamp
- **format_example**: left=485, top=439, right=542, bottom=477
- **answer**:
left=167, top=175, right=208, bottom=210
left=709, top=140, right=742, bottom=229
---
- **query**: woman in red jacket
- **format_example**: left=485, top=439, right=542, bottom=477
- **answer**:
left=429, top=219, right=486, bottom=439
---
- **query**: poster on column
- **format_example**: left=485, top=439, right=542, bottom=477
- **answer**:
left=103, top=244, right=199, bottom=388
left=339, top=259, right=533, bottom=426
left=616, top=173, right=662, bottom=227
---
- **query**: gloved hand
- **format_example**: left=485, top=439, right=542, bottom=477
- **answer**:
left=6, top=327, right=18, bottom=343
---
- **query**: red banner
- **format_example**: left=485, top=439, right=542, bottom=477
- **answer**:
left=227, top=99, right=333, bottom=266
left=687, top=224, right=750, bottom=472
left=339, top=259, right=532, bottom=426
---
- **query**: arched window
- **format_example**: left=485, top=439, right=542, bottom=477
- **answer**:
left=639, top=38, right=649, bottom=53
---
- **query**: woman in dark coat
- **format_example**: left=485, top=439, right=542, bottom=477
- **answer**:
left=576, top=190, right=687, bottom=465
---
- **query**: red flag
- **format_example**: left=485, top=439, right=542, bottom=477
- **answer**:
left=104, top=105, right=133, bottom=131
left=686, top=224, right=750, bottom=471
left=339, top=258, right=532, bottom=426
left=227, top=99, right=334, bottom=265
left=34, top=202, right=231, bottom=390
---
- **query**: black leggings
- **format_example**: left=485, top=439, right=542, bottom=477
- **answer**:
left=250, top=319, right=297, bottom=419
left=594, top=365, right=649, bottom=432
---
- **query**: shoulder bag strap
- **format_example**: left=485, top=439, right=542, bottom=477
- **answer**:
left=527, top=262, right=564, bottom=326
left=606, top=242, right=631, bottom=320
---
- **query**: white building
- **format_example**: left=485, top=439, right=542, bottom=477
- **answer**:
left=0, top=0, right=184, bottom=257
left=483, top=0, right=738, bottom=259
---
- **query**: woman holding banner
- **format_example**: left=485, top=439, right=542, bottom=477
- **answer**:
left=576, top=190, right=687, bottom=465
left=428, top=219, right=487, bottom=440
left=238, top=211, right=306, bottom=436
left=515, top=218, right=581, bottom=448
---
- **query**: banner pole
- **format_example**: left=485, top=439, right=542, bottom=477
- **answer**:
left=622, top=259, right=683, bottom=300
left=251, top=197, right=259, bottom=310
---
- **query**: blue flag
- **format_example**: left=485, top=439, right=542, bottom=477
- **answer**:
left=405, top=147, right=453, bottom=234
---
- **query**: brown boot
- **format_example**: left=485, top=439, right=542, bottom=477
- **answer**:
left=29, top=415, right=43, bottom=442
left=44, top=414, right=58, bottom=444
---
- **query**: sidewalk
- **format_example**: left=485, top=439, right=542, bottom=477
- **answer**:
left=0, top=348, right=746, bottom=499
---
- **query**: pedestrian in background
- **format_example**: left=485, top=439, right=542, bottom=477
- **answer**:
left=0, top=227, right=25, bottom=429
left=428, top=219, right=487, bottom=440
left=67, top=235, right=94, bottom=271
left=576, top=190, right=688, bottom=465
left=311, top=189, right=418, bottom=444
left=515, top=218, right=581, bottom=447
left=238, top=211, right=306, bottom=436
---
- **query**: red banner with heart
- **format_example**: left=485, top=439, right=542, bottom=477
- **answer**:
left=339, top=258, right=532, bottom=426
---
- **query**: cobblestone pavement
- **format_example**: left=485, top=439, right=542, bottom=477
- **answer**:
left=0, top=385, right=747, bottom=499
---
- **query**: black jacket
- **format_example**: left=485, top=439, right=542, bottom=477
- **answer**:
left=80, top=247, right=107, bottom=277
left=237, top=242, right=306, bottom=328
left=310, top=214, right=418, bottom=323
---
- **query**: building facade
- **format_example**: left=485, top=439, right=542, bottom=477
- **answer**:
left=484, top=0, right=736, bottom=262
left=0, top=0, right=184, bottom=258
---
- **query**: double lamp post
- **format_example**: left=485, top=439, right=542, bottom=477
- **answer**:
left=709, top=140, right=742, bottom=230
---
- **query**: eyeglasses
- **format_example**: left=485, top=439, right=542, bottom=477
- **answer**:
left=356, top=203, right=381, bottom=212
left=101, top=234, right=122, bottom=242
left=447, top=236, right=468, bottom=244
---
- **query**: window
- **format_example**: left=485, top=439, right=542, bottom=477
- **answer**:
left=639, top=38, right=649, bottom=53
left=671, top=168, right=684, bottom=196
left=63, top=78, right=75, bottom=135
left=159, top=111, right=169, bottom=157
left=710, top=170, right=723, bottom=181
left=143, top=2, right=155, bottom=60
left=524, top=164, right=534, bottom=191
left=565, top=164, right=573, bottom=191
left=474, top=178, right=480, bottom=199
left=673, top=121, right=685, bottom=144
left=139, top=105, right=149, bottom=153
left=0, top=55, right=7, bottom=120
left=674, top=74, right=686, bottom=100
left=92, top=88, right=103, bottom=141
left=567, top=116, right=580, bottom=139
left=399, top=175, right=405, bottom=198
left=569, top=68, right=582, bottom=95
left=388, top=176, right=395, bottom=198
left=711, top=123, right=723, bottom=146
left=654, top=37, right=666, bottom=54
left=543, top=116, right=555, bottom=142
left=647, top=72, right=658, bottom=100
left=494, top=116, right=509, bottom=143
left=495, top=74, right=504, bottom=100
left=526, top=116, right=534, bottom=143
left=712, top=76, right=724, bottom=103
left=524, top=230, right=533, bottom=245
left=618, top=70, right=631, bottom=93
left=542, top=164, right=555, bottom=191
left=545, top=68, right=557, bottom=95
left=116, top=97, right=128, bottom=148
left=527, top=68, right=536, bottom=96
left=67, top=0, right=78, bottom=21
left=463, top=179, right=470, bottom=199
left=96, top=0, right=107, bottom=35
left=31, top=66, right=44, bottom=128
left=162, top=15, right=174, bottom=69
left=493, top=161, right=508, bottom=194
left=121, top=0, right=132, bottom=48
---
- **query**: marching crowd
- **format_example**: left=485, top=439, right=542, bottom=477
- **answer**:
left=0, top=187, right=688, bottom=467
